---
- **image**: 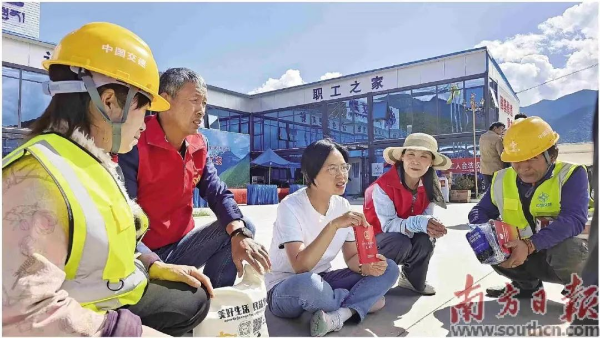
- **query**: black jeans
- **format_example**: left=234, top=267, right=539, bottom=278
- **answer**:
left=128, top=280, right=210, bottom=336
left=376, top=232, right=435, bottom=291
left=492, top=237, right=589, bottom=290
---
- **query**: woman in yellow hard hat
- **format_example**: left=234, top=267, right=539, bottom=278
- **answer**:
left=3, top=22, right=210, bottom=336
left=468, top=116, right=590, bottom=299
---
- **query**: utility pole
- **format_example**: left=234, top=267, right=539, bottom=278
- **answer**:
left=470, top=93, right=479, bottom=199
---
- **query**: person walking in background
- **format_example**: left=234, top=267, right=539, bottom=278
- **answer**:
left=480, top=122, right=506, bottom=189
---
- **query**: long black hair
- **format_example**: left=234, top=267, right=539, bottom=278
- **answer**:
left=397, top=151, right=446, bottom=207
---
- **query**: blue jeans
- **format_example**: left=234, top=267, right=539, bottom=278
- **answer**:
left=154, top=217, right=256, bottom=288
left=267, top=260, right=399, bottom=321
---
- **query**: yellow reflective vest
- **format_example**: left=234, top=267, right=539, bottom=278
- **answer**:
left=490, top=161, right=583, bottom=238
left=2, top=133, right=148, bottom=313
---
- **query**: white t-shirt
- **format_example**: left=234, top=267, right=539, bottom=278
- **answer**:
left=265, top=188, right=355, bottom=290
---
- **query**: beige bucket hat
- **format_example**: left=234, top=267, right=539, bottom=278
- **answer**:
left=383, top=133, right=452, bottom=170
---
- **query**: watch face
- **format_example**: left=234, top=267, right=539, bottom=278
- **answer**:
left=242, top=227, right=254, bottom=239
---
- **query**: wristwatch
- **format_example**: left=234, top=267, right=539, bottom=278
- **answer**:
left=522, top=238, right=536, bottom=255
left=230, top=227, right=254, bottom=240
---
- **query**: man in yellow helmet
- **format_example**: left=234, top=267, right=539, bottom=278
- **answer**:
left=469, top=116, right=590, bottom=298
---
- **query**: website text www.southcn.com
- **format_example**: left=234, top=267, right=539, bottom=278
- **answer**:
left=450, top=320, right=598, bottom=337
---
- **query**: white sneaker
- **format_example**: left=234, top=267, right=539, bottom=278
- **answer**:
left=310, top=310, right=343, bottom=337
left=397, top=272, right=436, bottom=295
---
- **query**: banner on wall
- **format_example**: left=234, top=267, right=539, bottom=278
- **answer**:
left=449, top=157, right=481, bottom=174
left=199, top=129, right=250, bottom=188
left=498, top=86, right=517, bottom=127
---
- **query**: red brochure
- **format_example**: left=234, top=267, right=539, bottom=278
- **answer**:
left=353, top=226, right=380, bottom=265
left=492, top=220, right=520, bottom=256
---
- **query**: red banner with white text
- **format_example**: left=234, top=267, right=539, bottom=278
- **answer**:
left=449, top=157, right=481, bottom=174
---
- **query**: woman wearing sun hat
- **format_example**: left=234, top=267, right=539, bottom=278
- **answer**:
left=363, top=133, right=452, bottom=296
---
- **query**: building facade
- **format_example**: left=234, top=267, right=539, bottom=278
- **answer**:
left=3, top=9, right=519, bottom=195
left=203, top=47, right=520, bottom=195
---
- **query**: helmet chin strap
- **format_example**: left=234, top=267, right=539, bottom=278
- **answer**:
left=542, top=150, right=552, bottom=166
left=525, top=149, right=554, bottom=198
left=540, top=149, right=555, bottom=177
left=78, top=69, right=138, bottom=154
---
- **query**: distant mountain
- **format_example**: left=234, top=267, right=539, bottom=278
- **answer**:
left=218, top=150, right=242, bottom=171
left=551, top=104, right=595, bottom=144
left=220, top=154, right=250, bottom=188
left=521, top=90, right=598, bottom=143
left=521, top=89, right=598, bottom=121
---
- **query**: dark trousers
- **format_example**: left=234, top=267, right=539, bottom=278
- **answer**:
left=376, top=232, right=434, bottom=291
left=155, top=217, right=256, bottom=288
left=128, top=280, right=210, bottom=336
left=492, top=237, right=589, bottom=290
left=129, top=217, right=256, bottom=335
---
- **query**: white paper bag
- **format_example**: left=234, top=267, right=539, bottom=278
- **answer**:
left=193, top=264, right=269, bottom=337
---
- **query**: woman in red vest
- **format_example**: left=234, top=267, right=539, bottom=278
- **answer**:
left=363, top=133, right=452, bottom=295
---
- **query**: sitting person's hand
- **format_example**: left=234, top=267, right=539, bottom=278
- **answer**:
left=331, top=211, right=370, bottom=229
left=426, top=218, right=447, bottom=238
left=149, top=262, right=214, bottom=298
left=231, top=235, right=271, bottom=277
left=362, top=254, right=388, bottom=277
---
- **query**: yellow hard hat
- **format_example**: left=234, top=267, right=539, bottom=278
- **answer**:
left=42, top=22, right=169, bottom=112
left=501, top=116, right=559, bottom=162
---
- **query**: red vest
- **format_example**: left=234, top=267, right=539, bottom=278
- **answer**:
left=137, top=115, right=208, bottom=249
left=363, top=164, right=429, bottom=235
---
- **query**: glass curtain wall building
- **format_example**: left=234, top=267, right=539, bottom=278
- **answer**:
left=3, top=34, right=519, bottom=196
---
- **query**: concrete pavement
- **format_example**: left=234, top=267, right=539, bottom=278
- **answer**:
left=193, top=202, right=573, bottom=337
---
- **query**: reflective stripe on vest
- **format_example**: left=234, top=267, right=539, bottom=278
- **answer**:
left=490, top=162, right=579, bottom=238
left=3, top=134, right=148, bottom=313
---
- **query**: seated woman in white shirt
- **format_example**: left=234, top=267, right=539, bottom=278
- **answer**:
left=265, top=139, right=400, bottom=337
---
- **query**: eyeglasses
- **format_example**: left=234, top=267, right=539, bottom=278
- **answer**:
left=325, top=164, right=352, bottom=176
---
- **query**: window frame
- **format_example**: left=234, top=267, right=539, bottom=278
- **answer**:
left=2, top=63, right=51, bottom=129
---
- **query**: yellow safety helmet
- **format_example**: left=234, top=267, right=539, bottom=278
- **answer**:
left=42, top=22, right=169, bottom=112
left=501, top=116, right=560, bottom=162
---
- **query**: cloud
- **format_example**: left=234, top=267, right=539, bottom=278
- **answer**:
left=476, top=34, right=546, bottom=63
left=248, top=69, right=305, bottom=94
left=475, top=2, right=598, bottom=106
left=248, top=70, right=343, bottom=94
left=539, top=2, right=598, bottom=38
left=320, top=72, right=342, bottom=80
